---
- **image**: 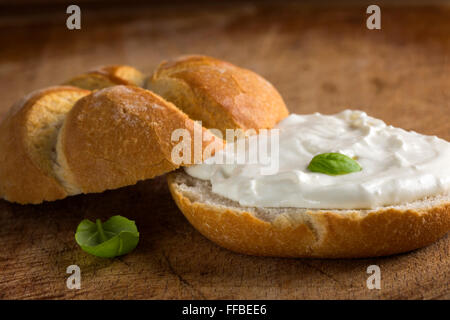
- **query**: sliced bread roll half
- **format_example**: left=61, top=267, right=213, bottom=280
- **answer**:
left=168, top=171, right=450, bottom=258
left=0, top=86, right=90, bottom=204
left=146, top=55, right=289, bottom=135
left=56, top=85, right=223, bottom=196
left=64, top=65, right=145, bottom=90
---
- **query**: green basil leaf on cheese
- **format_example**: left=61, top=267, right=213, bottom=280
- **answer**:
left=307, top=152, right=362, bottom=176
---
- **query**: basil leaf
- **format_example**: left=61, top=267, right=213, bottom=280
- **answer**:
left=307, top=152, right=362, bottom=176
left=75, top=215, right=139, bottom=258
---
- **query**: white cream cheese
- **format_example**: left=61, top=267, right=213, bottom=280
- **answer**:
left=185, top=110, right=450, bottom=209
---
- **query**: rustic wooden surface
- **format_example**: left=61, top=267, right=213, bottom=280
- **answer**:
left=0, top=1, right=449, bottom=299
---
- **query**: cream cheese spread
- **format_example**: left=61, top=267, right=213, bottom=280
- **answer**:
left=185, top=110, right=450, bottom=209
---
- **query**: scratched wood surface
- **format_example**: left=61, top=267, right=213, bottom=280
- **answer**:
left=0, top=1, right=449, bottom=299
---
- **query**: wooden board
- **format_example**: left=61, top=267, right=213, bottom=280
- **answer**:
left=0, top=1, right=449, bottom=299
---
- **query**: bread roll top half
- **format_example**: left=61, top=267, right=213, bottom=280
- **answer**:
left=147, top=55, right=289, bottom=135
left=0, top=58, right=287, bottom=204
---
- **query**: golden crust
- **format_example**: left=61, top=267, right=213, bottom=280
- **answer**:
left=64, top=65, right=145, bottom=90
left=167, top=172, right=450, bottom=258
left=57, top=85, right=223, bottom=195
left=147, top=55, right=289, bottom=135
left=0, top=86, right=90, bottom=204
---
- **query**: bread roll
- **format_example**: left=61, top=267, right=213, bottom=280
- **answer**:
left=147, top=55, right=289, bottom=135
left=168, top=171, right=450, bottom=258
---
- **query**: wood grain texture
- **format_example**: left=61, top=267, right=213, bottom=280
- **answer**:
left=0, top=1, right=449, bottom=299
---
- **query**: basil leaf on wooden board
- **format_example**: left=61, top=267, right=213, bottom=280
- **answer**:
left=75, top=215, right=139, bottom=258
left=307, top=153, right=362, bottom=176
